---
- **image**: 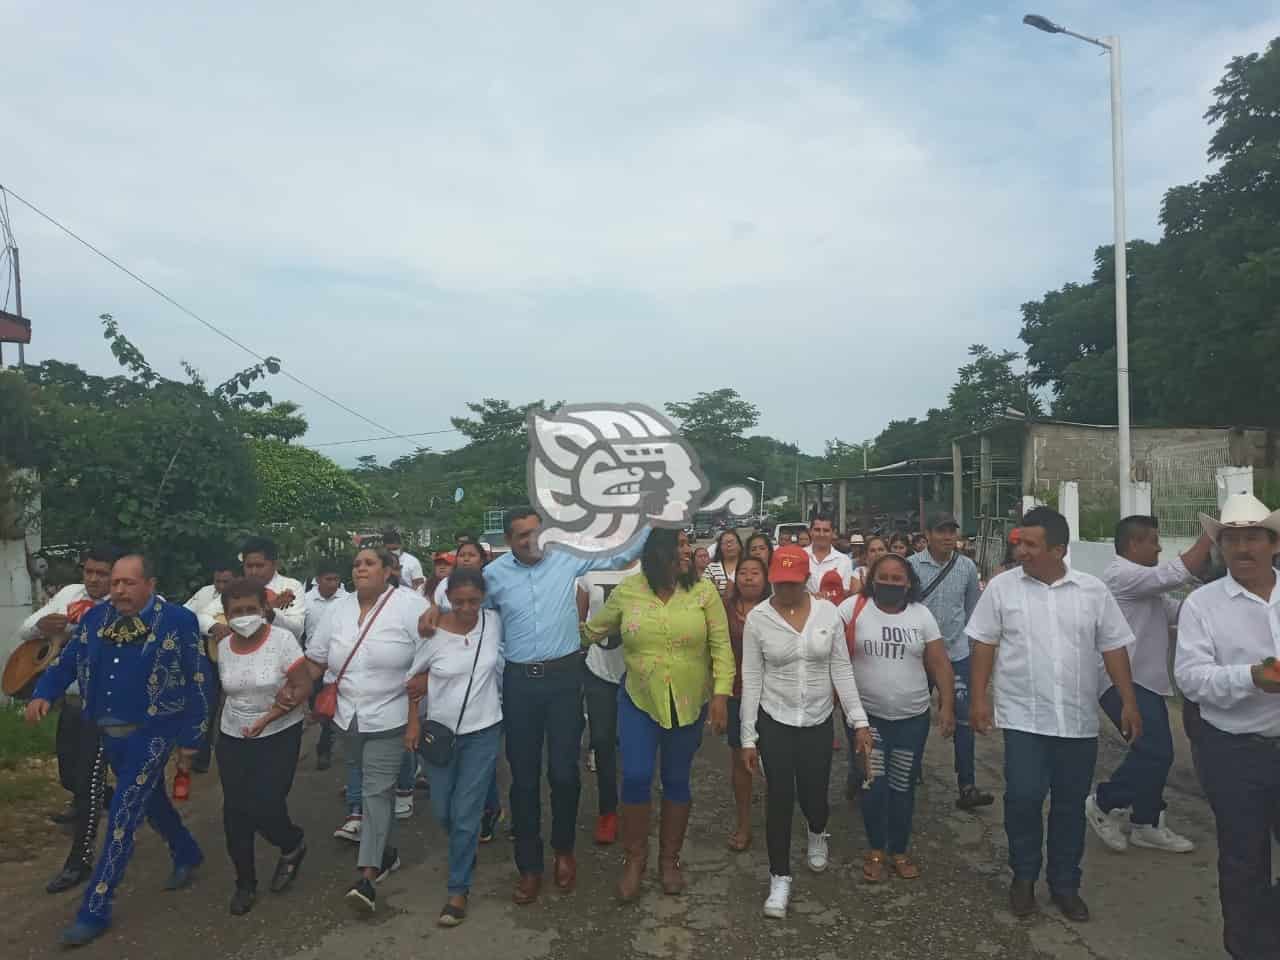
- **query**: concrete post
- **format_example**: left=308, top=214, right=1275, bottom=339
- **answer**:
left=837, top=479, right=848, bottom=534
left=1058, top=480, right=1080, bottom=542
left=979, top=434, right=992, bottom=516
left=1131, top=480, right=1152, bottom=516
left=1216, top=466, right=1253, bottom=508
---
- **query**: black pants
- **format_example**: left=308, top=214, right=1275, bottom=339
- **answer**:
left=503, top=660, right=584, bottom=875
left=756, top=709, right=833, bottom=877
left=55, top=699, right=84, bottom=796
left=583, top=671, right=620, bottom=816
left=66, top=711, right=108, bottom=869
left=216, top=723, right=305, bottom=890
left=1198, top=720, right=1280, bottom=960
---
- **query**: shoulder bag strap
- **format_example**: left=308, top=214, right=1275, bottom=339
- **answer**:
left=333, top=587, right=394, bottom=688
left=844, top=595, right=869, bottom=659
left=454, top=610, right=485, bottom=732
left=920, top=552, right=961, bottom=601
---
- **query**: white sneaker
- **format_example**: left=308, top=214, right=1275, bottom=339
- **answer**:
left=806, top=830, right=830, bottom=872
left=1129, top=813, right=1194, bottom=853
left=333, top=814, right=362, bottom=842
left=763, top=875, right=792, bottom=919
left=394, top=792, right=414, bottom=820
left=1084, top=794, right=1129, bottom=852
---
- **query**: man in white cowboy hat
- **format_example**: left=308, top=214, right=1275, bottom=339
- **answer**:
left=1174, top=492, right=1280, bottom=960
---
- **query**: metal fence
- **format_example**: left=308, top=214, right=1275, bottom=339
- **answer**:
left=1149, top=439, right=1232, bottom=539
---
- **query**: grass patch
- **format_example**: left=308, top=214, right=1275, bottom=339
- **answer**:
left=0, top=703, right=57, bottom=770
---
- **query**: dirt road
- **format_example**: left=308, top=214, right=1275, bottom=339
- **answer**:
left=0, top=710, right=1224, bottom=959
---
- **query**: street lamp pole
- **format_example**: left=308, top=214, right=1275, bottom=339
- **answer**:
left=746, top=476, right=766, bottom=528
left=1023, top=14, right=1132, bottom=517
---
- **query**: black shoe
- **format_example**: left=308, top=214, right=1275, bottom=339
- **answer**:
left=346, top=878, right=376, bottom=913
left=1050, top=890, right=1090, bottom=922
left=270, top=841, right=307, bottom=894
left=956, top=785, right=995, bottom=810
left=46, top=861, right=91, bottom=894
left=375, top=848, right=401, bottom=884
left=316, top=752, right=332, bottom=772
left=479, top=809, right=499, bottom=844
left=1009, top=879, right=1038, bottom=917
left=229, top=886, right=257, bottom=916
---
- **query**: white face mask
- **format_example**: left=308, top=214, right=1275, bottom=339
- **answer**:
left=228, top=614, right=266, bottom=638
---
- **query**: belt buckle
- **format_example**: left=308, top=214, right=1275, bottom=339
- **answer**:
left=525, top=662, right=545, bottom=679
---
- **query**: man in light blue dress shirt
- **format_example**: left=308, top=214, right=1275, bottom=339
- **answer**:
left=483, top=507, right=648, bottom=904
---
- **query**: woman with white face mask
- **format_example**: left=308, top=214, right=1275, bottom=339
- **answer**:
left=214, top=578, right=312, bottom=916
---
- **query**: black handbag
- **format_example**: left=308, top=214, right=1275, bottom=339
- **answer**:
left=420, top=612, right=484, bottom=768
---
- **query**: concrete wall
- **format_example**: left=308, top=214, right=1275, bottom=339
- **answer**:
left=0, top=474, right=40, bottom=704
left=1022, top=423, right=1272, bottom=517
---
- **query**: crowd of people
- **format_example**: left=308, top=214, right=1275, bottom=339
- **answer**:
left=14, top=495, right=1280, bottom=957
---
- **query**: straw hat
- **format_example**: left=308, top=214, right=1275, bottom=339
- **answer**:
left=1198, top=493, right=1280, bottom=542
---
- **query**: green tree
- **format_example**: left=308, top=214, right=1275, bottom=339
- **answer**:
left=664, top=389, right=760, bottom=448
left=252, top=439, right=372, bottom=523
left=1021, top=37, right=1280, bottom=427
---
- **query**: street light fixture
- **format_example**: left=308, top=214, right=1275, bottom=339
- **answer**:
left=746, top=475, right=766, bottom=528
left=1022, top=12, right=1133, bottom=517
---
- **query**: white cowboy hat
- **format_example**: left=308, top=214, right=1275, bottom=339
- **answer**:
left=1198, top=493, right=1280, bottom=541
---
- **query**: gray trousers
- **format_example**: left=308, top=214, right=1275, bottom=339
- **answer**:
left=344, top=719, right=406, bottom=870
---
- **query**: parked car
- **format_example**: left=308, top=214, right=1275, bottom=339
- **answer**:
left=773, top=522, right=808, bottom=546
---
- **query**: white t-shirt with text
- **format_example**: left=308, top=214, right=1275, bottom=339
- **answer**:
left=839, top=599, right=941, bottom=721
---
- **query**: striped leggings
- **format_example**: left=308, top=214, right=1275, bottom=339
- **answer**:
left=860, top=710, right=931, bottom=855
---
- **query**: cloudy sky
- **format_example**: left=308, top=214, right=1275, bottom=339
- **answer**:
left=2, top=1, right=1276, bottom=464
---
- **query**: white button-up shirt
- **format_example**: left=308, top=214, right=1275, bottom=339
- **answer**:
left=1101, top=554, right=1195, bottom=696
left=739, top=598, right=869, bottom=748
left=303, top=585, right=347, bottom=642
left=408, top=610, right=505, bottom=736
left=397, top=551, right=425, bottom=590
left=804, top=545, right=854, bottom=593
left=305, top=586, right=430, bottom=733
left=966, top=566, right=1134, bottom=738
left=1174, top=573, right=1280, bottom=737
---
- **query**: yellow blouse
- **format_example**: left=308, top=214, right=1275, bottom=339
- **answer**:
left=581, top=572, right=733, bottom=729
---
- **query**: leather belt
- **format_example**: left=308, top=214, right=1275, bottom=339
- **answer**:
left=507, top=650, right=585, bottom=679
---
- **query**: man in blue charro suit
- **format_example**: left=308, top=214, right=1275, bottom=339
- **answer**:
left=27, top=551, right=212, bottom=947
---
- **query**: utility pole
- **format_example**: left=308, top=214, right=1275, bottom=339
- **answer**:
left=13, top=245, right=23, bottom=368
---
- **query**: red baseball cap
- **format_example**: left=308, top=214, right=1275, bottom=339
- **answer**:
left=769, top=546, right=810, bottom=584
left=819, top=570, right=845, bottom=599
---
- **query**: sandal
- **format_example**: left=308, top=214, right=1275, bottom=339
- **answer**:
left=726, top=829, right=752, bottom=852
left=269, top=841, right=307, bottom=893
left=437, top=899, right=467, bottom=927
left=863, top=850, right=886, bottom=883
left=892, top=854, right=920, bottom=880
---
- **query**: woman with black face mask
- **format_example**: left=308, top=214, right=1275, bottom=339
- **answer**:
left=841, top=553, right=955, bottom=883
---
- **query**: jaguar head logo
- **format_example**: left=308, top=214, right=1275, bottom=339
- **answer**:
left=528, top=403, right=754, bottom=556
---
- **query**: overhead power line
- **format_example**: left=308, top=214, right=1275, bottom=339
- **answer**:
left=0, top=183, right=423, bottom=444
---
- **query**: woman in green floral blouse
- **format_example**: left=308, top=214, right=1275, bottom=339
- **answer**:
left=582, top=527, right=733, bottom=901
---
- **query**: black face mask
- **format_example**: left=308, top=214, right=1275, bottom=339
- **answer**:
left=874, top=583, right=908, bottom=608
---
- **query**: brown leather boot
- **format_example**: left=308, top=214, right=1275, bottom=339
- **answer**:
left=617, top=803, right=651, bottom=901
left=658, top=800, right=691, bottom=895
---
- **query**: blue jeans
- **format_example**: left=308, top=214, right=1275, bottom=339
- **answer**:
left=345, top=752, right=362, bottom=814
left=428, top=722, right=501, bottom=896
left=1003, top=730, right=1097, bottom=893
left=1096, top=684, right=1173, bottom=826
left=860, top=711, right=930, bottom=854
left=952, top=656, right=976, bottom=788
left=618, top=684, right=705, bottom=804
left=397, top=749, right=416, bottom=793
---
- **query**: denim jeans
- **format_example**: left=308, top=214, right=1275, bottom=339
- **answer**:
left=952, top=656, right=976, bottom=788
left=618, top=684, right=706, bottom=805
left=1095, top=684, right=1173, bottom=826
left=345, top=752, right=362, bottom=815
left=860, top=711, right=930, bottom=854
left=397, top=748, right=416, bottom=793
left=503, top=662, right=585, bottom=875
left=428, top=722, right=502, bottom=896
left=1003, top=730, right=1097, bottom=892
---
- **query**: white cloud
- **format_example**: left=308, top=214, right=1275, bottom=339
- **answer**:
left=0, top=1, right=1275, bottom=460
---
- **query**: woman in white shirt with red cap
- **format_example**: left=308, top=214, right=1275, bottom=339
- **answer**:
left=739, top=545, right=871, bottom=920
